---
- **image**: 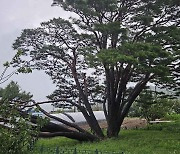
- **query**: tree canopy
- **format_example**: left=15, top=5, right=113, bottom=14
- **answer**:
left=11, top=0, right=180, bottom=140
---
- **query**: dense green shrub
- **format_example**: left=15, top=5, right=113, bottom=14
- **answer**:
left=129, top=89, right=180, bottom=122
left=172, top=100, right=180, bottom=114
left=164, top=114, right=180, bottom=121
left=145, top=114, right=180, bottom=133
left=0, top=81, right=43, bottom=154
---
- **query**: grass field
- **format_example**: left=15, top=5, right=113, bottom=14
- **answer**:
left=33, top=114, right=180, bottom=154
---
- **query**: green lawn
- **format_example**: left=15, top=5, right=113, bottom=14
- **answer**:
left=32, top=115, right=180, bottom=154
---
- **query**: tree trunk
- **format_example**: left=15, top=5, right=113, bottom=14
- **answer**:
left=107, top=102, right=120, bottom=137
left=40, top=121, right=99, bottom=141
left=107, top=122, right=119, bottom=137
left=39, top=131, right=98, bottom=141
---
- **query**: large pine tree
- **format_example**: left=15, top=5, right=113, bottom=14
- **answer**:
left=11, top=0, right=180, bottom=140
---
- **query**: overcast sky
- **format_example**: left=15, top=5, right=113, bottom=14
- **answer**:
left=0, top=0, right=72, bottom=105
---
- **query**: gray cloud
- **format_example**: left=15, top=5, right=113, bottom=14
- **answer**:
left=0, top=0, right=71, bottom=102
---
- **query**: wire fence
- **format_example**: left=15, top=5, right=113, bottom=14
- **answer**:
left=29, top=146, right=124, bottom=154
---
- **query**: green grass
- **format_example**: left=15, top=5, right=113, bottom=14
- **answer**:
left=32, top=114, right=180, bottom=154
left=35, top=137, right=79, bottom=148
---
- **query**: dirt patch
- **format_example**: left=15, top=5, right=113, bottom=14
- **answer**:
left=77, top=118, right=147, bottom=130
left=121, top=118, right=147, bottom=129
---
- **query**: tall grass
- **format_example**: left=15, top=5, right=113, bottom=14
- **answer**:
left=33, top=115, right=180, bottom=154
